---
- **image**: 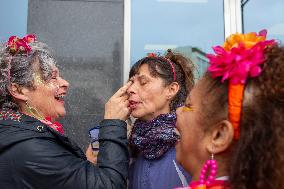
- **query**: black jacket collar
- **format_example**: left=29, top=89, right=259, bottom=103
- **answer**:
left=0, top=114, right=85, bottom=159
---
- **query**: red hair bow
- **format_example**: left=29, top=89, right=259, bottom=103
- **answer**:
left=147, top=52, right=157, bottom=57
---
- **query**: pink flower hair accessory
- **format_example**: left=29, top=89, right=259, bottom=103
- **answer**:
left=7, top=34, right=36, bottom=55
left=206, top=30, right=276, bottom=139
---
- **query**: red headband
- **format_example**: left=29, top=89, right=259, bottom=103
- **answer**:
left=147, top=52, right=176, bottom=81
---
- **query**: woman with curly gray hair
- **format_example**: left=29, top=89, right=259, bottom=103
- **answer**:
left=0, top=35, right=131, bottom=189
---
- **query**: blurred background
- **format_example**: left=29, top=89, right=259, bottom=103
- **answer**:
left=1, top=0, right=283, bottom=150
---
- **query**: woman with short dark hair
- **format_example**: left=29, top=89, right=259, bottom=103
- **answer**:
left=128, top=50, right=194, bottom=189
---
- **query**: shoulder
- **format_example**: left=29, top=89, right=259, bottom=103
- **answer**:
left=0, top=119, right=56, bottom=154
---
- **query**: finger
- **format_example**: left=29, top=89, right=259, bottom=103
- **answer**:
left=122, top=99, right=130, bottom=107
left=120, top=93, right=129, bottom=102
left=128, top=76, right=136, bottom=82
left=122, top=106, right=131, bottom=116
left=112, top=81, right=133, bottom=98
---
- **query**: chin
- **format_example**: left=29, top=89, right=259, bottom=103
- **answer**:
left=130, top=110, right=144, bottom=119
left=58, top=110, right=66, bottom=118
left=176, top=151, right=181, bottom=164
left=175, top=145, right=183, bottom=164
left=54, top=108, right=66, bottom=119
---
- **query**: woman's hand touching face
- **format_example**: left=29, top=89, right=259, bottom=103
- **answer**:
left=104, top=81, right=133, bottom=121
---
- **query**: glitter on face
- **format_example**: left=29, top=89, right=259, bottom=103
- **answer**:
left=33, top=73, right=45, bottom=86
left=183, top=106, right=194, bottom=112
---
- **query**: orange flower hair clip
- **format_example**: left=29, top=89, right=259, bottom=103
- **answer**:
left=207, top=30, right=275, bottom=139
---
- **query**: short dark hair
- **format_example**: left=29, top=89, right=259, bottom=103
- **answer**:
left=129, top=49, right=195, bottom=111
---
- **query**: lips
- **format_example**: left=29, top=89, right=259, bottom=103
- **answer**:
left=55, top=93, right=66, bottom=103
left=129, top=100, right=140, bottom=109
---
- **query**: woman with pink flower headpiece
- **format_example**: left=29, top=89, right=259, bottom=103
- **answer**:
left=174, top=30, right=284, bottom=189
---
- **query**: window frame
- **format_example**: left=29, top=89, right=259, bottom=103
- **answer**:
left=123, top=0, right=242, bottom=82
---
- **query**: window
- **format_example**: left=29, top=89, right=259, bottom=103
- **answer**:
left=131, top=0, right=224, bottom=77
left=242, top=0, right=284, bottom=44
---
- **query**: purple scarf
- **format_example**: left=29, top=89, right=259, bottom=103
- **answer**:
left=130, top=113, right=179, bottom=160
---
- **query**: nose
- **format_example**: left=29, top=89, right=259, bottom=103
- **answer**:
left=59, top=77, right=69, bottom=89
left=127, top=81, right=137, bottom=95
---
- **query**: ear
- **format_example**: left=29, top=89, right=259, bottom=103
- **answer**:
left=206, top=120, right=234, bottom=154
left=9, top=83, right=30, bottom=102
left=166, top=82, right=180, bottom=100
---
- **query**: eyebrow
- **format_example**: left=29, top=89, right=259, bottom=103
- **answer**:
left=137, top=75, right=150, bottom=81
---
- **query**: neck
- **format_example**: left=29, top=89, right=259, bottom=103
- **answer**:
left=20, top=104, right=44, bottom=121
left=141, top=110, right=172, bottom=121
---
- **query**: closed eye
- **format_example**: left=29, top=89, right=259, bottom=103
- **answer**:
left=139, top=79, right=148, bottom=85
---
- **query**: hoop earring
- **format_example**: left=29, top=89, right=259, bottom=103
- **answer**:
left=25, top=101, right=43, bottom=120
left=199, top=153, right=218, bottom=186
left=189, top=152, right=218, bottom=188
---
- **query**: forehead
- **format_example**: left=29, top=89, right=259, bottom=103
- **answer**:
left=133, top=64, right=157, bottom=81
left=32, top=58, right=58, bottom=76
left=137, top=64, right=151, bottom=75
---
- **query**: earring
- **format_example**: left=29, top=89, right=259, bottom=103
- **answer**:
left=25, top=101, right=43, bottom=120
left=199, top=153, right=218, bottom=186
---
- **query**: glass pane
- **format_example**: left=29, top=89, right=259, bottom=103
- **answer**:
left=28, top=0, right=124, bottom=149
left=131, top=0, right=224, bottom=77
left=0, top=0, right=28, bottom=41
left=243, top=0, right=284, bottom=44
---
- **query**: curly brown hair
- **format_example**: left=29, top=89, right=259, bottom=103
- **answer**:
left=129, top=49, right=195, bottom=111
left=197, top=45, right=284, bottom=189
left=230, top=45, right=284, bottom=189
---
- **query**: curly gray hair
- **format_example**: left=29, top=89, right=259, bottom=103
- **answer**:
left=0, top=40, right=56, bottom=110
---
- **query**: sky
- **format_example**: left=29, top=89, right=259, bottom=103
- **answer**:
left=0, top=0, right=28, bottom=42
left=243, top=0, right=284, bottom=42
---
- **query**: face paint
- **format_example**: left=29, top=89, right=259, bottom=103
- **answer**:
left=24, top=61, right=69, bottom=120
left=33, top=73, right=45, bottom=86
left=33, top=71, right=60, bottom=96
left=183, top=106, right=194, bottom=112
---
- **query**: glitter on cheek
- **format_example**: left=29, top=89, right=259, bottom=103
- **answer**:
left=46, top=81, right=59, bottom=94
left=33, top=73, right=45, bottom=86
left=33, top=73, right=59, bottom=95
left=183, top=106, right=194, bottom=112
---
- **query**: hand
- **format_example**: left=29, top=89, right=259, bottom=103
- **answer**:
left=104, top=81, right=132, bottom=121
left=86, top=144, right=97, bottom=164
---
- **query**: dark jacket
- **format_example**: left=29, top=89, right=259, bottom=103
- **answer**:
left=0, top=114, right=129, bottom=189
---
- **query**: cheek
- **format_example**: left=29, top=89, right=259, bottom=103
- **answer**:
left=142, top=87, right=167, bottom=105
left=46, top=82, right=59, bottom=93
left=177, top=112, right=197, bottom=154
